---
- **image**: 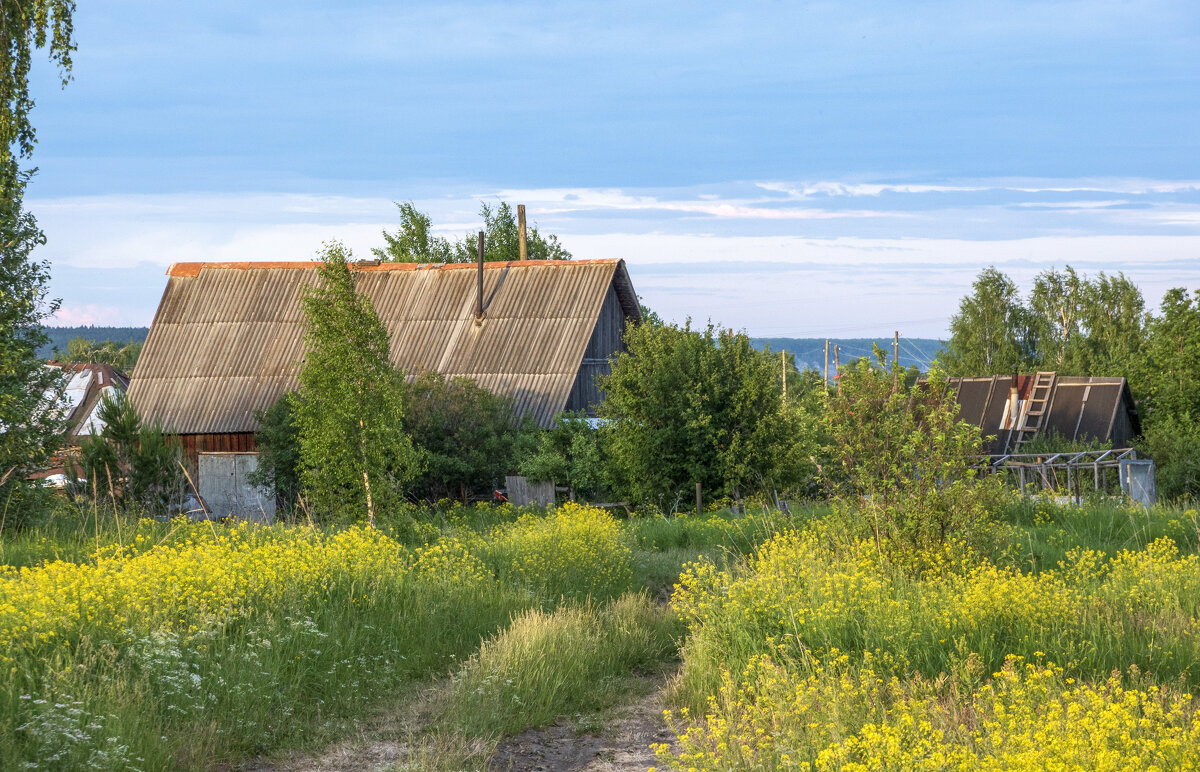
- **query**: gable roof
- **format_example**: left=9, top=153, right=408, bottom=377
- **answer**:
left=45, top=362, right=131, bottom=439
left=935, top=373, right=1140, bottom=454
left=127, top=259, right=640, bottom=433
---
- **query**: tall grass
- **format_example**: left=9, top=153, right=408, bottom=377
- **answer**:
left=0, top=503, right=646, bottom=769
left=436, top=593, right=678, bottom=738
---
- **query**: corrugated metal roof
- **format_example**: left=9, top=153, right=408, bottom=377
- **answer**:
left=128, top=259, right=639, bottom=433
left=933, top=374, right=1140, bottom=452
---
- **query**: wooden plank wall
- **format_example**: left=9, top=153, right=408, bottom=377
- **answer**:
left=565, top=285, right=628, bottom=415
left=179, top=432, right=257, bottom=471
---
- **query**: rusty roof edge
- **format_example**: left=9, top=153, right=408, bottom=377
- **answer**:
left=165, top=258, right=620, bottom=277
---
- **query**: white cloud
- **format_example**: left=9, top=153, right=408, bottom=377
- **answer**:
left=33, top=179, right=1200, bottom=336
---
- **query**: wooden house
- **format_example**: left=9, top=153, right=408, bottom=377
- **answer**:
left=127, top=259, right=641, bottom=469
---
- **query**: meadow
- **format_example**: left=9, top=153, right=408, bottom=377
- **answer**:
left=0, top=497, right=1197, bottom=770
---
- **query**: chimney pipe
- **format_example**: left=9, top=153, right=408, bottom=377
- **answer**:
left=517, top=204, right=528, bottom=261
left=475, top=230, right=484, bottom=323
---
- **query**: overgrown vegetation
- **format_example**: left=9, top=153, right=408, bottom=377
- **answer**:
left=600, top=321, right=816, bottom=509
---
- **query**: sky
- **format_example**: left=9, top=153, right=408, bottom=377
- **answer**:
left=24, top=1, right=1200, bottom=337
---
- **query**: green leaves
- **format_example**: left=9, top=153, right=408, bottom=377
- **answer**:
left=825, top=360, right=1005, bottom=561
left=373, top=200, right=571, bottom=263
left=599, top=321, right=815, bottom=509
left=295, top=242, right=420, bottom=522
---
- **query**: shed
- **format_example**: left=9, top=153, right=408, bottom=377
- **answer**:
left=46, top=362, right=131, bottom=440
left=127, top=259, right=641, bottom=467
left=934, top=372, right=1141, bottom=454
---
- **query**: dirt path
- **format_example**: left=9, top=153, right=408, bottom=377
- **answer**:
left=487, top=677, right=677, bottom=772
left=244, top=673, right=678, bottom=772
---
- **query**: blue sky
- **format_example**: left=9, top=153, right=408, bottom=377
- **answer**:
left=25, top=1, right=1200, bottom=336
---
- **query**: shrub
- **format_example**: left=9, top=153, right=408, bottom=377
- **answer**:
left=600, top=321, right=815, bottom=510
left=519, top=410, right=608, bottom=501
left=824, top=358, right=1007, bottom=562
left=487, top=502, right=634, bottom=600
left=401, top=370, right=536, bottom=502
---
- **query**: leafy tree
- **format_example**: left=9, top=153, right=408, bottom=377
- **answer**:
left=295, top=242, right=420, bottom=523
left=824, top=356, right=1005, bottom=563
left=1136, top=288, right=1199, bottom=422
left=521, top=411, right=609, bottom=501
left=248, top=392, right=302, bottom=515
left=599, top=321, right=815, bottom=510
left=941, top=267, right=1036, bottom=375
left=52, top=336, right=142, bottom=371
left=1134, top=288, right=1200, bottom=500
left=0, top=0, right=76, bottom=518
left=1028, top=266, right=1085, bottom=371
left=401, top=370, right=535, bottom=501
left=374, top=200, right=571, bottom=263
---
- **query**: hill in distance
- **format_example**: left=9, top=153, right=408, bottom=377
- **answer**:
left=38, top=327, right=944, bottom=374
left=752, top=337, right=945, bottom=373
left=38, top=326, right=150, bottom=358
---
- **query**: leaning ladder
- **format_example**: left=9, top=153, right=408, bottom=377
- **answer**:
left=1011, top=371, right=1056, bottom=451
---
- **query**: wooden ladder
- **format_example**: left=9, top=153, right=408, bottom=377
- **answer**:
left=1011, top=371, right=1056, bottom=451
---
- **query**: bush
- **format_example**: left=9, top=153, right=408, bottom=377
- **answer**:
left=600, top=321, right=815, bottom=510
left=824, top=358, right=1006, bottom=562
left=519, top=410, right=608, bottom=501
left=1139, top=413, right=1200, bottom=502
left=487, top=502, right=634, bottom=600
left=402, top=370, right=536, bottom=502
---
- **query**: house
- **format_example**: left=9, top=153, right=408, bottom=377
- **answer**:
left=34, top=362, right=130, bottom=487
left=127, top=258, right=641, bottom=472
left=934, top=372, right=1141, bottom=455
left=47, top=361, right=131, bottom=441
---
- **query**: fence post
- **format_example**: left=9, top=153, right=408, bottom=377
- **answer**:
left=695, top=482, right=702, bottom=518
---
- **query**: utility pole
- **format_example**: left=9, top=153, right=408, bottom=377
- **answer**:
left=834, top=345, right=841, bottom=392
left=893, top=330, right=900, bottom=390
left=824, top=339, right=830, bottom=389
left=517, top=204, right=528, bottom=261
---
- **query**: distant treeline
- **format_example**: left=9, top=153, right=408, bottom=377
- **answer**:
left=38, top=326, right=149, bottom=358
left=751, top=337, right=945, bottom=373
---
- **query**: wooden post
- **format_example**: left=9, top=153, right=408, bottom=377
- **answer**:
left=475, top=231, right=484, bottom=321
left=517, top=204, right=528, bottom=261
left=824, top=339, right=829, bottom=388
left=695, top=482, right=702, bottom=518
left=893, top=330, right=899, bottom=369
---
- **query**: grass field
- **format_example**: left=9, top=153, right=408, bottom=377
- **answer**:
left=1, top=498, right=1197, bottom=770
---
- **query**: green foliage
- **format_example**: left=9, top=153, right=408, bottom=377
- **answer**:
left=825, top=357, right=1006, bottom=560
left=437, top=595, right=677, bottom=737
left=0, top=170, right=66, bottom=518
left=519, top=411, right=608, bottom=500
left=600, top=321, right=816, bottom=510
left=401, top=370, right=535, bottom=501
left=73, top=392, right=185, bottom=515
left=1, top=0, right=75, bottom=530
left=942, top=265, right=1147, bottom=378
left=1138, top=415, right=1200, bottom=502
left=52, top=336, right=141, bottom=371
left=248, top=392, right=302, bottom=514
left=941, top=267, right=1037, bottom=375
left=373, top=200, right=571, bottom=263
left=295, top=242, right=420, bottom=523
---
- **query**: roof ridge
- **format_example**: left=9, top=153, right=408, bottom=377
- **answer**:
left=166, top=259, right=619, bottom=277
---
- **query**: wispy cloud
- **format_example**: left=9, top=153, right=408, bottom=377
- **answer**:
left=33, top=177, right=1200, bottom=336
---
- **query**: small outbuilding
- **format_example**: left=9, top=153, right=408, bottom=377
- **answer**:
left=127, top=259, right=642, bottom=471
left=936, top=372, right=1141, bottom=455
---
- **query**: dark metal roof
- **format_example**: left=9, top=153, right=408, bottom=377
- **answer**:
left=934, top=374, right=1140, bottom=452
left=128, top=259, right=640, bottom=433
